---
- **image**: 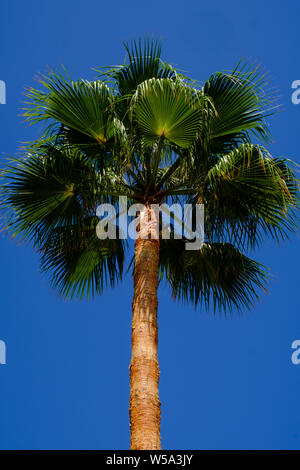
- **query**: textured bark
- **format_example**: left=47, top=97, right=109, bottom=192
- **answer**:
left=129, top=207, right=161, bottom=450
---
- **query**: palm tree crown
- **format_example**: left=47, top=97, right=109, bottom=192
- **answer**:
left=2, top=39, right=298, bottom=311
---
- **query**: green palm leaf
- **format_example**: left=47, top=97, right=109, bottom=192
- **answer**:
left=202, top=143, right=300, bottom=248
left=132, top=78, right=207, bottom=148
left=203, top=61, right=277, bottom=151
left=0, top=143, right=118, bottom=244
left=24, top=71, right=119, bottom=145
left=40, top=222, right=125, bottom=300
left=160, top=240, right=269, bottom=313
left=109, top=38, right=177, bottom=96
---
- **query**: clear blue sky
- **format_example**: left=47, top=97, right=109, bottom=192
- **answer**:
left=0, top=0, right=299, bottom=450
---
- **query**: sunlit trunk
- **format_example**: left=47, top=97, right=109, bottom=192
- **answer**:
left=129, top=206, right=161, bottom=450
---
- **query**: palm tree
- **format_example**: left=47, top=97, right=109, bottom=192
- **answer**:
left=1, top=39, right=299, bottom=450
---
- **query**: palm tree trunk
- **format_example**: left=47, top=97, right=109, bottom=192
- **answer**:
left=129, top=209, right=161, bottom=449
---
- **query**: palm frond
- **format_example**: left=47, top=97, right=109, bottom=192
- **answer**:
left=0, top=143, right=120, bottom=244
left=131, top=78, right=209, bottom=148
left=160, top=240, right=269, bottom=313
left=201, top=143, right=300, bottom=249
left=24, top=70, right=119, bottom=145
left=40, top=221, right=125, bottom=300
left=203, top=61, right=278, bottom=151
left=112, top=38, right=177, bottom=96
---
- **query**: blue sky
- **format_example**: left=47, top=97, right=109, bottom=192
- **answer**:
left=0, top=0, right=300, bottom=450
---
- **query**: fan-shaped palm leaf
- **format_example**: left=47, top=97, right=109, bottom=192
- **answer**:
left=160, top=240, right=269, bottom=313
left=108, top=38, right=177, bottom=96
left=0, top=143, right=121, bottom=244
left=201, top=143, right=299, bottom=248
left=132, top=78, right=208, bottom=148
left=203, top=61, right=277, bottom=151
left=24, top=72, right=120, bottom=145
left=40, top=222, right=125, bottom=300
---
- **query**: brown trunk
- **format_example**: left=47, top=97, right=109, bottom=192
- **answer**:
left=129, top=213, right=161, bottom=449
